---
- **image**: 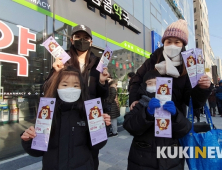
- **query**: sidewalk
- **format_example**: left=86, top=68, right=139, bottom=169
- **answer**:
left=0, top=114, right=222, bottom=170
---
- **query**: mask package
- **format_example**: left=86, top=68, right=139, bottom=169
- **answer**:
left=181, top=48, right=204, bottom=88
left=42, top=36, right=70, bottom=64
left=84, top=98, right=107, bottom=146
left=154, top=77, right=173, bottom=138
left=31, top=97, right=56, bottom=151
left=96, top=46, right=113, bottom=73
left=181, top=49, right=198, bottom=88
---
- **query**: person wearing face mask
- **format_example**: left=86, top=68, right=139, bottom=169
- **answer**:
left=21, top=66, right=111, bottom=170
left=44, top=25, right=110, bottom=170
left=129, top=19, right=213, bottom=119
left=123, top=70, right=192, bottom=170
left=45, top=25, right=109, bottom=101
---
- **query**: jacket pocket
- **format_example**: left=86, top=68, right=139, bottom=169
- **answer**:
left=135, top=141, right=151, bottom=149
left=128, top=141, right=157, bottom=168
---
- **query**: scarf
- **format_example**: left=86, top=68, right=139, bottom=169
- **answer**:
left=155, top=50, right=181, bottom=78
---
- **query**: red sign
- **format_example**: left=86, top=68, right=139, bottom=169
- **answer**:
left=0, top=20, right=36, bottom=77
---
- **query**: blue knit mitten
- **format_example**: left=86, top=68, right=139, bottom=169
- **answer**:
left=163, top=101, right=176, bottom=115
left=147, top=98, right=160, bottom=115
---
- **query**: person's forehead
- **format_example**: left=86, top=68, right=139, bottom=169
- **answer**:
left=61, top=75, right=80, bottom=83
left=146, top=79, right=156, bottom=83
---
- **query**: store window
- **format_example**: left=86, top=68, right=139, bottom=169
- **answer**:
left=0, top=0, right=53, bottom=160
left=107, top=42, right=146, bottom=125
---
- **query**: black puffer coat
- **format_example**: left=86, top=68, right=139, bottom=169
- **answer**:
left=106, top=87, right=120, bottom=119
left=43, top=51, right=109, bottom=170
left=123, top=84, right=192, bottom=170
left=22, top=102, right=106, bottom=170
left=129, top=47, right=213, bottom=116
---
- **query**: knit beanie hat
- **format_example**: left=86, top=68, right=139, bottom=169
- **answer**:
left=143, top=70, right=161, bottom=83
left=161, top=19, right=188, bottom=45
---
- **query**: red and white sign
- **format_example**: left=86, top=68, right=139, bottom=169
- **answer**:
left=0, top=20, right=36, bottom=77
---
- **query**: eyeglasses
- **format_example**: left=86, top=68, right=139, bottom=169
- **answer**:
left=73, top=35, right=91, bottom=41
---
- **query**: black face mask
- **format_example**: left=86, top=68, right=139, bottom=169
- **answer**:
left=73, top=38, right=90, bottom=52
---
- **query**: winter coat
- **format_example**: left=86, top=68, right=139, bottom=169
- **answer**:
left=22, top=102, right=106, bottom=170
left=208, top=88, right=217, bottom=107
left=43, top=52, right=109, bottom=170
left=123, top=84, right=192, bottom=170
left=216, top=86, right=222, bottom=101
left=105, top=87, right=120, bottom=119
left=129, top=47, right=213, bottom=116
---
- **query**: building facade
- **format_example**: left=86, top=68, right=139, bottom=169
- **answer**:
left=0, top=0, right=195, bottom=160
left=215, top=58, right=222, bottom=80
left=193, top=0, right=214, bottom=78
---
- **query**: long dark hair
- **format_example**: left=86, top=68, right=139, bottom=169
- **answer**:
left=68, top=44, right=91, bottom=79
left=44, top=66, right=89, bottom=114
left=156, top=46, right=187, bottom=77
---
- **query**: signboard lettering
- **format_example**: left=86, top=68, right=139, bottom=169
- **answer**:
left=0, top=20, right=36, bottom=77
left=85, top=0, right=141, bottom=34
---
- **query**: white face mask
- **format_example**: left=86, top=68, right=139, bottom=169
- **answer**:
left=164, top=45, right=182, bottom=58
left=57, top=88, right=81, bottom=103
left=146, top=86, right=156, bottom=93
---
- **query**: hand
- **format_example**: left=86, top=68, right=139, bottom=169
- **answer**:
left=53, top=57, right=64, bottom=72
left=99, top=67, right=110, bottom=85
left=198, top=75, right=211, bottom=89
left=163, top=101, right=176, bottom=115
left=147, top=98, right=160, bottom=115
left=130, top=101, right=139, bottom=110
left=103, top=113, right=111, bottom=126
left=21, top=126, right=36, bottom=141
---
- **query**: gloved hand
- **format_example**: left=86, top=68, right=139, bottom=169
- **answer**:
left=163, top=101, right=176, bottom=115
left=147, top=98, right=160, bottom=115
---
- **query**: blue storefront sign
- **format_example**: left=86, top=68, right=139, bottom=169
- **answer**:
left=151, top=31, right=162, bottom=53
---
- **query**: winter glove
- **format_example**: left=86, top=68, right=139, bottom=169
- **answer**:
left=147, top=98, right=160, bottom=115
left=163, top=101, right=176, bottom=115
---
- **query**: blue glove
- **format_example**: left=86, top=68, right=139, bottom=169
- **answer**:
left=163, top=101, right=176, bottom=115
left=147, top=98, right=161, bottom=115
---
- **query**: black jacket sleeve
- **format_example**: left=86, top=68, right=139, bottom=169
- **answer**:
left=129, top=59, right=151, bottom=105
left=96, top=81, right=109, bottom=99
left=89, top=68, right=109, bottom=100
left=21, top=139, right=44, bottom=157
left=123, top=103, right=154, bottom=136
left=171, top=109, right=192, bottom=139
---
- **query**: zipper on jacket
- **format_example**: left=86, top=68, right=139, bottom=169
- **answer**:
left=71, top=127, right=75, bottom=158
